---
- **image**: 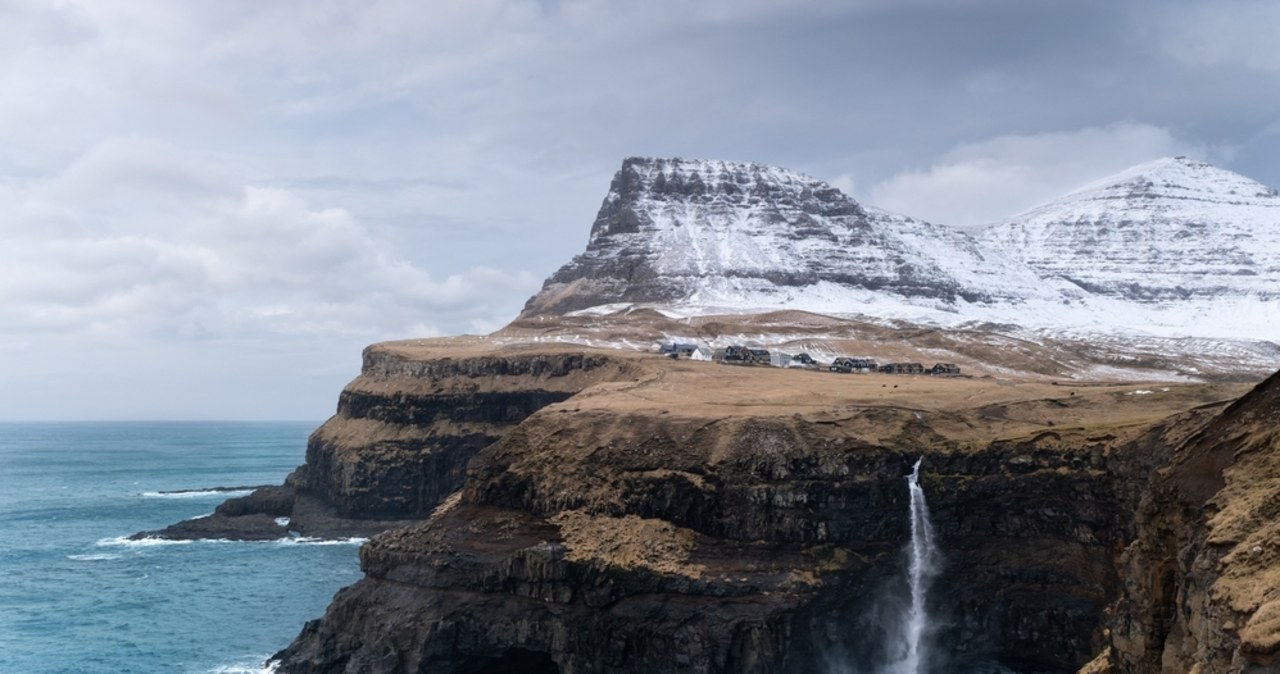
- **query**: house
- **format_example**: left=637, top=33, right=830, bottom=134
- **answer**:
left=830, top=357, right=856, bottom=373
left=749, top=348, right=772, bottom=365
left=850, top=358, right=877, bottom=372
left=930, top=363, right=961, bottom=376
left=720, top=345, right=752, bottom=363
left=788, top=353, right=819, bottom=369
left=880, top=362, right=925, bottom=375
left=831, top=357, right=878, bottom=373
left=660, top=342, right=699, bottom=358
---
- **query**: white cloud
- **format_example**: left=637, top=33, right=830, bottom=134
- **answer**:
left=865, top=123, right=1206, bottom=228
left=0, top=138, right=540, bottom=342
left=0, top=134, right=543, bottom=419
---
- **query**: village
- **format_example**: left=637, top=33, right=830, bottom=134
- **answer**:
left=659, top=342, right=962, bottom=376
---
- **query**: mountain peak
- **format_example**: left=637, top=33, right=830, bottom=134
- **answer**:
left=979, top=155, right=1280, bottom=308
left=1057, top=156, right=1279, bottom=205
left=522, top=157, right=1037, bottom=317
left=519, top=155, right=1278, bottom=343
left=585, top=156, right=863, bottom=246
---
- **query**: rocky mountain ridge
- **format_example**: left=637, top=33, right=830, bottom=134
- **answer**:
left=523, top=157, right=1049, bottom=318
left=523, top=156, right=1280, bottom=344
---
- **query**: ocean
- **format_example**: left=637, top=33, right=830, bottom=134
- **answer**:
left=0, top=422, right=364, bottom=674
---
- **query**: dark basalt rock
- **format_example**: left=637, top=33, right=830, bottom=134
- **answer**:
left=1100, top=370, right=1280, bottom=673
left=134, top=333, right=1272, bottom=673
left=136, top=346, right=634, bottom=542
left=132, top=487, right=417, bottom=541
left=270, top=397, right=1231, bottom=674
left=214, top=484, right=295, bottom=517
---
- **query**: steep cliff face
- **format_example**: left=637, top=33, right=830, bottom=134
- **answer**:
left=291, top=344, right=634, bottom=520
left=1095, top=370, right=1280, bottom=674
left=142, top=341, right=639, bottom=541
left=270, top=356, right=1242, bottom=674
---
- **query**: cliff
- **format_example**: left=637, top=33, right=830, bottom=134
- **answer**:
left=139, top=339, right=640, bottom=541
left=1089, top=369, right=1280, bottom=673
left=266, top=346, right=1256, bottom=673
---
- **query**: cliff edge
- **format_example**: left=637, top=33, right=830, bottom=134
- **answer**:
left=1090, top=369, right=1280, bottom=673
left=267, top=346, right=1256, bottom=673
left=137, top=339, right=641, bottom=541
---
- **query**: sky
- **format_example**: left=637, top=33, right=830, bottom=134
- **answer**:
left=3, top=0, right=1279, bottom=420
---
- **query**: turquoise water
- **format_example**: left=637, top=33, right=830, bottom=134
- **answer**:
left=0, top=422, right=364, bottom=674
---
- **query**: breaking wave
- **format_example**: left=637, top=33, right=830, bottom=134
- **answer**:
left=96, top=535, right=366, bottom=548
left=274, top=536, right=368, bottom=546
left=205, top=656, right=278, bottom=674
left=66, top=552, right=123, bottom=561
left=140, top=488, right=255, bottom=499
left=97, top=535, right=197, bottom=547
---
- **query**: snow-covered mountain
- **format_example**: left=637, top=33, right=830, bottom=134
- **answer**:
left=980, top=156, right=1280, bottom=302
left=521, top=156, right=1279, bottom=343
left=524, top=157, right=1048, bottom=317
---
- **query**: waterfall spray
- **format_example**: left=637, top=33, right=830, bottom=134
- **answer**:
left=892, top=457, right=940, bottom=674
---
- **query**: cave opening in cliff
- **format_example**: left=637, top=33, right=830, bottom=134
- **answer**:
left=464, top=648, right=560, bottom=674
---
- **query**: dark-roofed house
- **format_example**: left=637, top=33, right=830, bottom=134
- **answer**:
left=720, top=345, right=751, bottom=363
left=831, top=357, right=877, bottom=373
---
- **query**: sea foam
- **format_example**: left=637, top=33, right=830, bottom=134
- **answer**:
left=140, top=489, right=254, bottom=499
left=274, top=536, right=368, bottom=546
left=96, top=534, right=366, bottom=548
left=67, top=552, right=123, bottom=561
left=97, top=535, right=198, bottom=547
left=206, top=655, right=278, bottom=674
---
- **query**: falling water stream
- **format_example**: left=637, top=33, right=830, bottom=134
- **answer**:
left=833, top=458, right=1015, bottom=674
left=892, top=457, right=940, bottom=674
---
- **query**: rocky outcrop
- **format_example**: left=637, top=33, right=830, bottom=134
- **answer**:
left=269, top=354, right=1247, bottom=674
left=1094, top=369, right=1280, bottom=673
left=519, top=156, right=1280, bottom=347
left=138, top=340, right=639, bottom=541
left=521, top=157, right=1039, bottom=317
left=291, top=345, right=629, bottom=520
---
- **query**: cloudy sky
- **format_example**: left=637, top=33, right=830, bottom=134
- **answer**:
left=3, top=0, right=1278, bottom=420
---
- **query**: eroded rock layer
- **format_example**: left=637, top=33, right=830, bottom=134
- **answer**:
left=1094, top=370, right=1280, bottom=674
left=269, top=347, right=1252, bottom=674
left=140, top=340, right=638, bottom=541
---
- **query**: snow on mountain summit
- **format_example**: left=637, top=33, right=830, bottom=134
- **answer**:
left=1054, top=156, right=1277, bottom=205
left=523, top=156, right=1043, bottom=318
left=979, top=156, right=1280, bottom=304
left=521, top=156, right=1279, bottom=343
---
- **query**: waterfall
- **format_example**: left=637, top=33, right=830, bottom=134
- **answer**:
left=890, top=457, right=940, bottom=674
left=827, top=457, right=946, bottom=674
